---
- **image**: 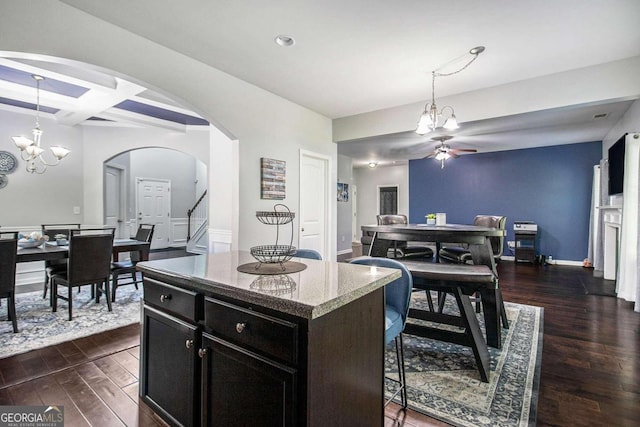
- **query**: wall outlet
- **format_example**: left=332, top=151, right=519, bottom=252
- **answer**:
left=507, top=240, right=515, bottom=249
left=341, top=235, right=345, bottom=242
left=73, top=206, right=81, bottom=214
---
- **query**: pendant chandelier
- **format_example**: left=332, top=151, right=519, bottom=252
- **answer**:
left=12, top=75, right=70, bottom=174
left=416, top=46, right=485, bottom=135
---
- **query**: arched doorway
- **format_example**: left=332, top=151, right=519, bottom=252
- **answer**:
left=0, top=53, right=237, bottom=253
left=105, top=147, right=207, bottom=250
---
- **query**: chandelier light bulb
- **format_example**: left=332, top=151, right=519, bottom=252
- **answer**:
left=415, top=46, right=484, bottom=135
left=442, top=113, right=459, bottom=130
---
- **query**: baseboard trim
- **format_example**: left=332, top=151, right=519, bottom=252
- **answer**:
left=501, top=255, right=583, bottom=266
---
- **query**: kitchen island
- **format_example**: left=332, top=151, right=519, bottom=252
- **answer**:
left=136, top=251, right=400, bottom=427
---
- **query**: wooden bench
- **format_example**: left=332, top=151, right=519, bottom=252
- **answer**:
left=398, top=261, right=508, bottom=383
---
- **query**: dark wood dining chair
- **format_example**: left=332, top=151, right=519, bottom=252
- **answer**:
left=111, top=224, right=155, bottom=302
left=41, top=223, right=81, bottom=304
left=0, top=232, right=19, bottom=333
left=51, top=228, right=115, bottom=321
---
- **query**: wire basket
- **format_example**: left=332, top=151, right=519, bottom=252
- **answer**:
left=250, top=204, right=296, bottom=267
left=250, top=245, right=297, bottom=264
left=255, top=210, right=295, bottom=225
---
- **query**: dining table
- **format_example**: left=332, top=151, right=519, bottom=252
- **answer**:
left=16, top=238, right=151, bottom=263
left=361, top=222, right=507, bottom=348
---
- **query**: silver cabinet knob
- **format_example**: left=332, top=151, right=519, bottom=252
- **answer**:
left=185, top=339, right=194, bottom=349
left=236, top=322, right=246, bottom=333
left=198, top=348, right=208, bottom=358
left=160, top=294, right=172, bottom=303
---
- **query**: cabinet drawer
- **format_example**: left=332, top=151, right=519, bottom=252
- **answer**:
left=144, top=278, right=202, bottom=322
left=204, top=298, right=298, bottom=365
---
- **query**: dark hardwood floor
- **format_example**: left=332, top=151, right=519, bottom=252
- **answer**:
left=1, top=261, right=638, bottom=426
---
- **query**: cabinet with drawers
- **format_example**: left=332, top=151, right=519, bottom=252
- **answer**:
left=138, top=252, right=394, bottom=427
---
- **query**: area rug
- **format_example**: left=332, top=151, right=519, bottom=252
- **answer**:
left=0, top=286, right=142, bottom=359
left=386, top=293, right=543, bottom=427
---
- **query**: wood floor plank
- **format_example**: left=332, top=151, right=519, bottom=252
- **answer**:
left=71, top=334, right=110, bottom=360
left=94, top=355, right=137, bottom=389
left=75, top=362, right=161, bottom=427
left=111, top=348, right=140, bottom=378
left=53, top=368, right=125, bottom=427
left=32, top=375, right=90, bottom=427
left=7, top=381, right=44, bottom=406
left=0, top=356, right=30, bottom=387
left=0, top=387, right=13, bottom=405
left=54, top=340, right=88, bottom=365
left=37, top=345, right=73, bottom=372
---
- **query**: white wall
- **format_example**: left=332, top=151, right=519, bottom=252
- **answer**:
left=353, top=163, right=409, bottom=240
left=603, top=100, right=640, bottom=152
left=0, top=109, right=84, bottom=227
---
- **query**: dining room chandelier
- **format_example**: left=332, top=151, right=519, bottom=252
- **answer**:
left=415, top=46, right=485, bottom=135
left=11, top=75, right=70, bottom=174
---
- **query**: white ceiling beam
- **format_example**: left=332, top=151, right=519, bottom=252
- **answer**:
left=55, top=77, right=146, bottom=126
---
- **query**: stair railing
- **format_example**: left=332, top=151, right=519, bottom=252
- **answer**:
left=187, top=190, right=207, bottom=241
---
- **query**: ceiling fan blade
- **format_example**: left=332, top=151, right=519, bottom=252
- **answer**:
left=449, top=152, right=460, bottom=158
left=425, top=152, right=436, bottom=159
left=452, top=148, right=478, bottom=153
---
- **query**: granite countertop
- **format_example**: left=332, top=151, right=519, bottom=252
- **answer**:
left=137, top=251, right=400, bottom=320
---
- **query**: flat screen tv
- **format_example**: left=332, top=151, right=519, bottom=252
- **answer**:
left=608, top=133, right=627, bottom=195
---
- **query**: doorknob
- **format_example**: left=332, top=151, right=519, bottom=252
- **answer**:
left=301, top=228, right=305, bottom=232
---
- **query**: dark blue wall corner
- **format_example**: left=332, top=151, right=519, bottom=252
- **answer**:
left=408, top=141, right=602, bottom=261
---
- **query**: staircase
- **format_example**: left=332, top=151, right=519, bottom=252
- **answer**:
left=186, top=190, right=208, bottom=254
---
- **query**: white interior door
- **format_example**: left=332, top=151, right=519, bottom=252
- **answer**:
left=299, top=151, right=329, bottom=258
left=105, top=166, right=124, bottom=238
left=136, top=178, right=171, bottom=249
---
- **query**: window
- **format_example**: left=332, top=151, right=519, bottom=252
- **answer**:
left=379, top=186, right=398, bottom=215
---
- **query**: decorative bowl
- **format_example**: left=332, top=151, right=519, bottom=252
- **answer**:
left=18, top=237, right=47, bottom=248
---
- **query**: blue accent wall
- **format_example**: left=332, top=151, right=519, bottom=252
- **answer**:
left=409, top=141, right=602, bottom=261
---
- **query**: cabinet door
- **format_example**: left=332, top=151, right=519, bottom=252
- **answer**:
left=141, top=305, right=200, bottom=427
left=200, top=333, right=297, bottom=427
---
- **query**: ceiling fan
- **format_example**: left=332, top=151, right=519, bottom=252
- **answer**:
left=425, top=135, right=477, bottom=168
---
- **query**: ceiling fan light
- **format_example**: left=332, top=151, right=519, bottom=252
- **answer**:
left=442, top=114, right=459, bottom=130
left=434, top=151, right=450, bottom=161
left=368, top=161, right=378, bottom=168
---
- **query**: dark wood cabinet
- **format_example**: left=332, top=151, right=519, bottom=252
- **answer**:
left=200, top=332, right=296, bottom=426
left=140, top=305, right=200, bottom=427
left=140, top=271, right=385, bottom=427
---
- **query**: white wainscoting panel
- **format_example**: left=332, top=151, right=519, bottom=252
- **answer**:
left=171, top=217, right=189, bottom=247
left=209, top=228, right=232, bottom=253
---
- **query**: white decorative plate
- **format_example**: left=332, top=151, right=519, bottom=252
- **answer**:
left=0, top=151, right=18, bottom=174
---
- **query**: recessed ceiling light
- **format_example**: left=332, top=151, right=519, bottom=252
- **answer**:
left=275, top=35, right=295, bottom=47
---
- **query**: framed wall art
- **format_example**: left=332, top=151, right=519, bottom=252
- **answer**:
left=337, top=182, right=349, bottom=202
left=260, top=158, right=286, bottom=199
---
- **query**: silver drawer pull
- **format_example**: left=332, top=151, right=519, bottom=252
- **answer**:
left=198, top=348, right=207, bottom=358
left=185, top=339, right=194, bottom=349
left=236, top=322, right=247, bottom=334
left=160, top=294, right=172, bottom=303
